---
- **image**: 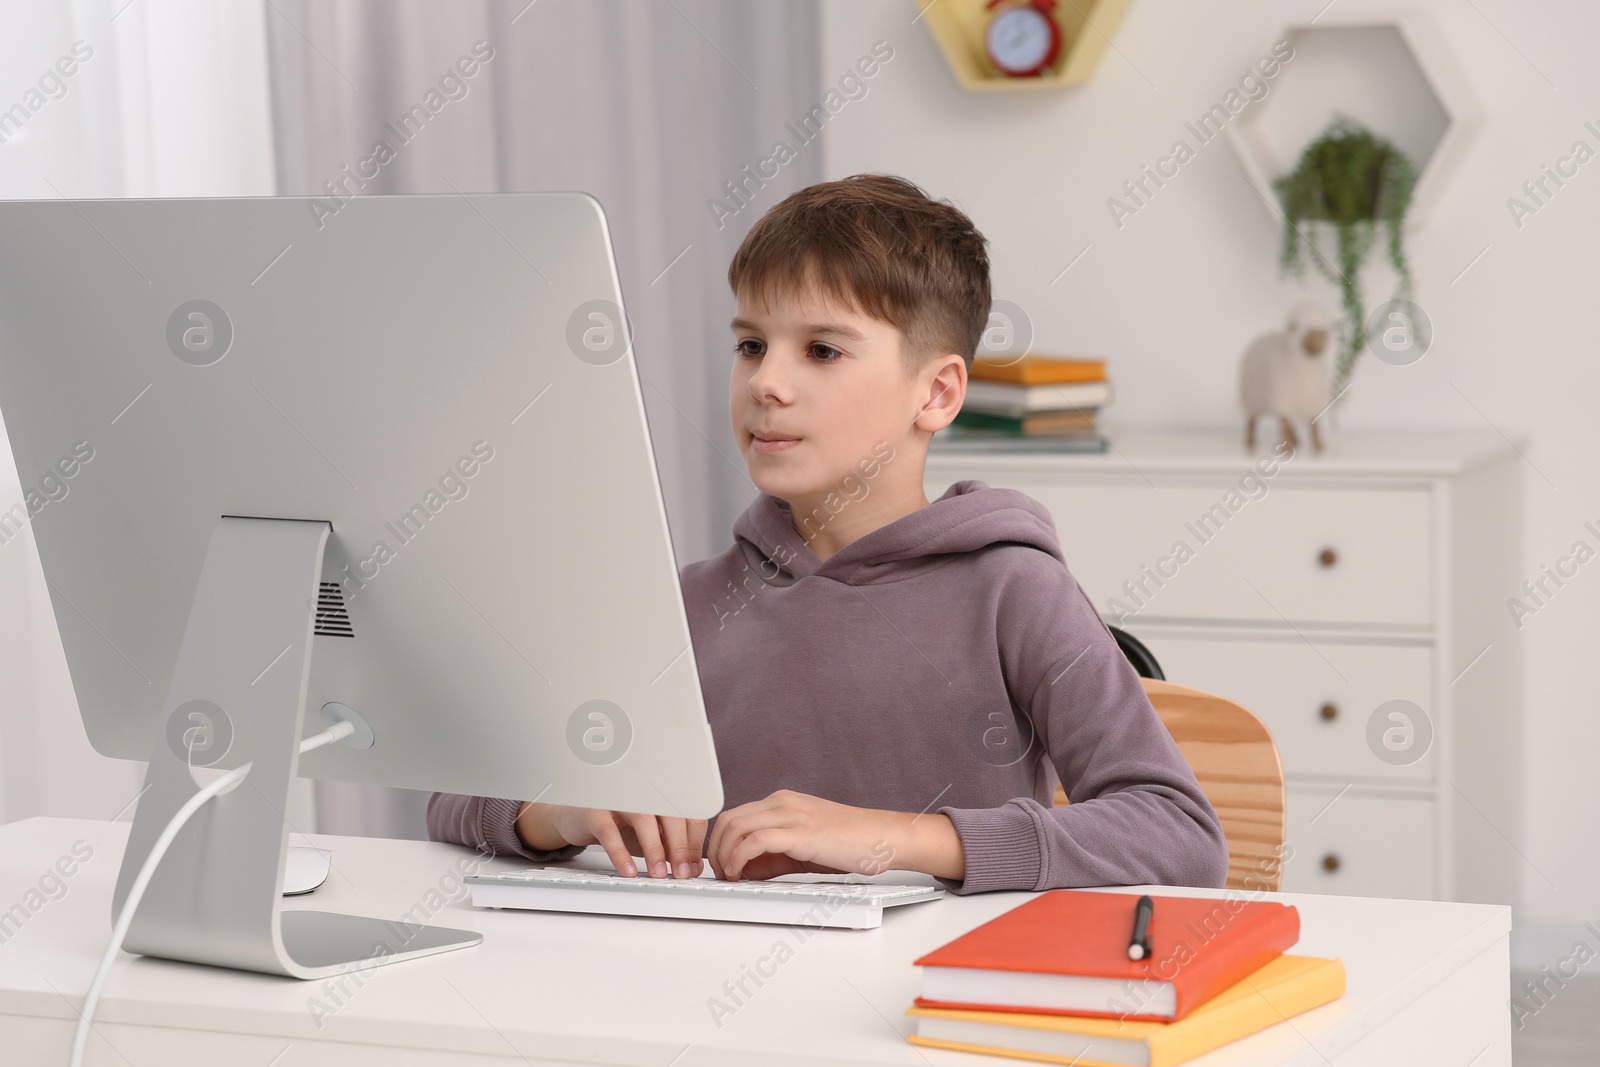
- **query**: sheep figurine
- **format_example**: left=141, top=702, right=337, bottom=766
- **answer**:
left=1240, top=298, right=1335, bottom=454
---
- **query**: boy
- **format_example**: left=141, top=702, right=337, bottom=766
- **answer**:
left=429, top=174, right=1229, bottom=894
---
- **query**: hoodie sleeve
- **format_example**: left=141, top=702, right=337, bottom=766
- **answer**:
left=931, top=556, right=1230, bottom=895
left=426, top=792, right=587, bottom=863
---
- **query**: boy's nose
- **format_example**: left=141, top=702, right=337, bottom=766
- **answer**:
left=746, top=354, right=795, bottom=400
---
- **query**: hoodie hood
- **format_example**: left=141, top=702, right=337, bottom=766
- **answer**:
left=730, top=478, right=1066, bottom=586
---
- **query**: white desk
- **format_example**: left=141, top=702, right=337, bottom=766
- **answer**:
left=0, top=817, right=1511, bottom=1066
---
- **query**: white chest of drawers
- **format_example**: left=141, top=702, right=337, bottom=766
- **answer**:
left=926, top=428, right=1523, bottom=905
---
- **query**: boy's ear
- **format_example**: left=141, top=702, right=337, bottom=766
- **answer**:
left=913, top=354, right=967, bottom=432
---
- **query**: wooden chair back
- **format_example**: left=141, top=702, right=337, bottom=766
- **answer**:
left=1052, top=678, right=1286, bottom=892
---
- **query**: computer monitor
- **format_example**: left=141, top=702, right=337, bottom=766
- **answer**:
left=0, top=192, right=724, bottom=978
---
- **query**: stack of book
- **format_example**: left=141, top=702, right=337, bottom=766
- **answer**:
left=905, top=890, right=1346, bottom=1067
left=936, top=355, right=1111, bottom=453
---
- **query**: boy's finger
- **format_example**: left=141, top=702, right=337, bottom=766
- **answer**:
left=587, top=812, right=637, bottom=877
left=709, top=818, right=754, bottom=881
left=704, top=799, right=772, bottom=877
left=707, top=808, right=789, bottom=880
left=705, top=816, right=732, bottom=879
left=724, top=826, right=787, bottom=881
left=660, top=817, right=695, bottom=878
left=690, top=818, right=709, bottom=876
left=625, top=811, right=670, bottom=878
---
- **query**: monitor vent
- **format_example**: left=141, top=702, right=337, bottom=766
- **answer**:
left=315, top=581, right=355, bottom=638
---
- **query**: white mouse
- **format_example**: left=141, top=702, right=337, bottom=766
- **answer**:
left=283, top=846, right=332, bottom=896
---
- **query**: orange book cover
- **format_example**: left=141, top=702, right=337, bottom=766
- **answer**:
left=969, top=355, right=1106, bottom=386
left=907, top=955, right=1347, bottom=1067
left=912, top=890, right=1300, bottom=1022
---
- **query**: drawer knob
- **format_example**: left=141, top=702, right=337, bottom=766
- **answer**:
left=1321, top=852, right=1341, bottom=873
left=1318, top=547, right=1338, bottom=568
left=1319, top=702, right=1338, bottom=722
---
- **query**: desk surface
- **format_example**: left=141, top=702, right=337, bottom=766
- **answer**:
left=0, top=817, right=1511, bottom=1066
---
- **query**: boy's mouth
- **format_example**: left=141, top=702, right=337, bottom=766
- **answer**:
left=750, top=430, right=801, bottom=454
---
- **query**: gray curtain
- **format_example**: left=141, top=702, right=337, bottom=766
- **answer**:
left=265, top=0, right=822, bottom=838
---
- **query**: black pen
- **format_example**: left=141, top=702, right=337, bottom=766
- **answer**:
left=1127, top=894, right=1154, bottom=961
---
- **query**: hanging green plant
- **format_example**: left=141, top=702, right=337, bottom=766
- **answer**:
left=1274, top=115, right=1417, bottom=405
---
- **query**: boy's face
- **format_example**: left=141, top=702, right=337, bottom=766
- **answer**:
left=729, top=281, right=957, bottom=510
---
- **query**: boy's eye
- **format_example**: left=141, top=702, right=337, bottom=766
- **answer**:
left=731, top=339, right=843, bottom=363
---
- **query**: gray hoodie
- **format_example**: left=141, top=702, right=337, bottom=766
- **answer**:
left=428, top=479, right=1230, bottom=894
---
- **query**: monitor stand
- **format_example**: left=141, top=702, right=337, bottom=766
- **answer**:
left=111, top=516, right=481, bottom=979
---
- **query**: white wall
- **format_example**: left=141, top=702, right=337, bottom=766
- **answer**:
left=820, top=0, right=1600, bottom=950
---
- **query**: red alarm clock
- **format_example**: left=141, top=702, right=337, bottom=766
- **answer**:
left=984, top=0, right=1062, bottom=77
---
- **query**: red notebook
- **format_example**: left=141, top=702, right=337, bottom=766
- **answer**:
left=913, top=890, right=1300, bottom=1022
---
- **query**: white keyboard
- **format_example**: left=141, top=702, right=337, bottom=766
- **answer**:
left=466, top=866, right=944, bottom=929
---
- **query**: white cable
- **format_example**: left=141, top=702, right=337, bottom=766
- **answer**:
left=69, top=720, right=355, bottom=1067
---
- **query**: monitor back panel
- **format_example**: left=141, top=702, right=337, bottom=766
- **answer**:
left=0, top=192, right=723, bottom=817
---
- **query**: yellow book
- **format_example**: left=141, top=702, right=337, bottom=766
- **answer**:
left=969, top=355, right=1106, bottom=386
left=906, top=954, right=1345, bottom=1067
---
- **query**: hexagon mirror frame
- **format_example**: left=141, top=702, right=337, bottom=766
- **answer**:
left=1226, top=15, right=1480, bottom=230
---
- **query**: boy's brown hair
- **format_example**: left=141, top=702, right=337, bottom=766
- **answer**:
left=727, top=174, right=991, bottom=376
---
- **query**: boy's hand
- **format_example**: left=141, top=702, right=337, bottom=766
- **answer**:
left=707, top=789, right=941, bottom=882
left=517, top=802, right=707, bottom=879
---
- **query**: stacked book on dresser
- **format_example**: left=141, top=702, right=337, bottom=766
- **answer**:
left=935, top=355, right=1112, bottom=453
left=905, top=890, right=1346, bottom=1067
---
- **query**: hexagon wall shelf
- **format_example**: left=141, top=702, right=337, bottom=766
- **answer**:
left=1226, top=16, right=1480, bottom=228
left=917, top=0, right=1134, bottom=91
